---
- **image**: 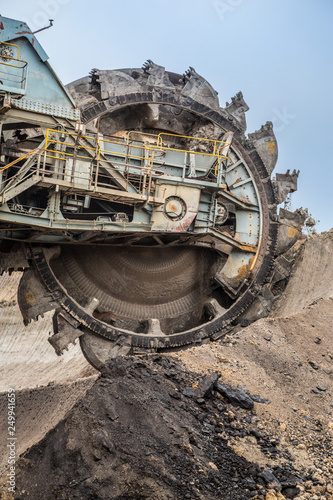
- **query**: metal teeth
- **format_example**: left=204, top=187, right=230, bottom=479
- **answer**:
left=142, top=59, right=154, bottom=72
left=23, top=314, right=40, bottom=325
left=0, top=266, right=25, bottom=275
left=183, top=66, right=196, bottom=82
left=0, top=300, right=16, bottom=308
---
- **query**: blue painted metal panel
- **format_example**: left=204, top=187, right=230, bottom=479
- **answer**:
left=13, top=38, right=74, bottom=107
left=0, top=15, right=77, bottom=112
left=235, top=210, right=260, bottom=245
left=0, top=15, right=48, bottom=61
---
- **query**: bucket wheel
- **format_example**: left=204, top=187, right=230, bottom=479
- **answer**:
left=15, top=62, right=282, bottom=369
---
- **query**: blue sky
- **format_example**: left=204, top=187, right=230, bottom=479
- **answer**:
left=2, top=0, right=333, bottom=231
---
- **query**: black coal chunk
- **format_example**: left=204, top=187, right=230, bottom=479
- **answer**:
left=216, top=383, right=254, bottom=409
left=195, top=372, right=220, bottom=399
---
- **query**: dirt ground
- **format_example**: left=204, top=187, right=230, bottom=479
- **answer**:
left=0, top=230, right=332, bottom=500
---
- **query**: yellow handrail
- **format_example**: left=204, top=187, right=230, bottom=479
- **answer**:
left=0, top=42, right=21, bottom=59
left=1, top=128, right=232, bottom=202
left=0, top=59, right=27, bottom=70
left=43, top=128, right=231, bottom=190
left=126, top=130, right=229, bottom=159
left=0, top=42, right=27, bottom=70
left=102, top=136, right=228, bottom=160
left=45, top=128, right=97, bottom=147
left=46, top=128, right=229, bottom=164
left=0, top=148, right=42, bottom=173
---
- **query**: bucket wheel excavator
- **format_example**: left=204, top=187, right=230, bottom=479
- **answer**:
left=0, top=16, right=302, bottom=369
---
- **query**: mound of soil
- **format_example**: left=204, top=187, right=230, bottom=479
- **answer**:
left=3, top=356, right=303, bottom=500
left=0, top=378, right=96, bottom=473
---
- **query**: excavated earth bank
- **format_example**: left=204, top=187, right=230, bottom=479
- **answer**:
left=0, top=230, right=332, bottom=500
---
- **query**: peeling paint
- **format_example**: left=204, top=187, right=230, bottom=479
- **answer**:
left=223, top=255, right=255, bottom=288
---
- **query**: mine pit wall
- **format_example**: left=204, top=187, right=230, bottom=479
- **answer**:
left=272, top=230, right=333, bottom=317
left=0, top=272, right=94, bottom=393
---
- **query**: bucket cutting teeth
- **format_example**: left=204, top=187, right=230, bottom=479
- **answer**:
left=0, top=246, right=30, bottom=275
left=147, top=318, right=165, bottom=336
left=49, top=310, right=82, bottom=356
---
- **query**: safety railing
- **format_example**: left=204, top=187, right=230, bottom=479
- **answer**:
left=0, top=42, right=28, bottom=95
left=0, top=129, right=231, bottom=205
left=0, top=144, right=163, bottom=204
left=44, top=129, right=162, bottom=197
left=99, top=131, right=229, bottom=185
left=43, top=130, right=222, bottom=196
left=125, top=130, right=229, bottom=175
left=0, top=147, right=42, bottom=174
left=0, top=149, right=137, bottom=205
left=44, top=129, right=231, bottom=193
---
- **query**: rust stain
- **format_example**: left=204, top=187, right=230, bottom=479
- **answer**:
left=173, top=213, right=194, bottom=232
left=287, top=226, right=298, bottom=238
left=266, top=141, right=276, bottom=155
left=0, top=22, right=4, bottom=30
left=25, top=291, right=36, bottom=304
left=228, top=256, right=255, bottom=287
left=237, top=243, right=257, bottom=253
left=168, top=202, right=178, bottom=212
left=93, top=311, right=117, bottom=321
